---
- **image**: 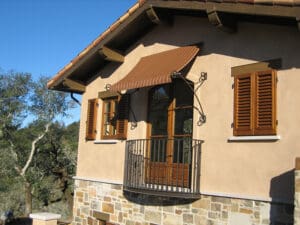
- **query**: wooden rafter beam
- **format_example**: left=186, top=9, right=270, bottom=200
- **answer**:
left=63, top=78, right=86, bottom=92
left=207, top=10, right=236, bottom=33
left=146, top=7, right=160, bottom=24
left=98, top=46, right=124, bottom=63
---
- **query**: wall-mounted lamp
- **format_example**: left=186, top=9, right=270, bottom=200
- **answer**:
left=170, top=71, right=181, bottom=79
left=105, top=84, right=111, bottom=91
left=200, top=72, right=207, bottom=82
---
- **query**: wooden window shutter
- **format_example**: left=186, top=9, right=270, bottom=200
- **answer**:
left=86, top=99, right=98, bottom=140
left=234, top=73, right=253, bottom=136
left=254, top=70, right=276, bottom=135
left=116, top=94, right=129, bottom=139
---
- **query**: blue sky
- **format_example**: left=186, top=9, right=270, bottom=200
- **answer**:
left=0, top=0, right=136, bottom=124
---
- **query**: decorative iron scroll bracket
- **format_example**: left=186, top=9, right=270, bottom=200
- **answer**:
left=171, top=71, right=207, bottom=126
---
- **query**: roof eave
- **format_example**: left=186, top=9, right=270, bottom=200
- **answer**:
left=48, top=0, right=300, bottom=93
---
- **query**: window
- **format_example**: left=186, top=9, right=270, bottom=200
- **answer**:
left=233, top=70, right=277, bottom=136
left=86, top=99, right=98, bottom=140
left=101, top=94, right=129, bottom=139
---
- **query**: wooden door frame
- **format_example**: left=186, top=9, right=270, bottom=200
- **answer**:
left=145, top=84, right=175, bottom=185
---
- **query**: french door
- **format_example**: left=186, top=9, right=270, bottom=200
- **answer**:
left=146, top=80, right=193, bottom=187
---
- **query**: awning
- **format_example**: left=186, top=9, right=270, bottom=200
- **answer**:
left=110, top=46, right=199, bottom=92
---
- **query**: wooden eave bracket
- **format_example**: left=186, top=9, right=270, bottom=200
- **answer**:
left=207, top=10, right=237, bottom=33
left=146, top=7, right=160, bottom=24
left=297, top=17, right=300, bottom=31
left=98, top=46, right=124, bottom=63
left=63, top=78, right=86, bottom=92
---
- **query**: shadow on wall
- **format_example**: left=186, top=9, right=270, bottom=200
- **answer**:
left=269, top=169, right=294, bottom=225
left=124, top=191, right=197, bottom=206
left=139, top=18, right=300, bottom=71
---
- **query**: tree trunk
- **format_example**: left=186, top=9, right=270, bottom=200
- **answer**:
left=24, top=181, right=32, bottom=216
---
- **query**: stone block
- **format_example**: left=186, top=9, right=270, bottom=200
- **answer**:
left=192, top=198, right=210, bottom=209
left=228, top=212, right=252, bottom=225
left=87, top=217, right=94, bottom=225
left=211, top=203, right=221, bottom=211
left=239, top=208, right=253, bottom=214
left=92, top=211, right=110, bottom=221
left=81, top=206, right=89, bottom=216
left=118, top=212, right=123, bottom=223
left=89, top=187, right=96, bottom=198
left=104, top=196, right=112, bottom=202
left=208, top=211, right=219, bottom=219
left=211, top=196, right=231, bottom=204
left=162, top=213, right=181, bottom=225
left=111, top=184, right=122, bottom=190
left=110, top=214, right=118, bottom=222
left=242, top=200, right=253, bottom=208
left=102, top=203, right=114, bottom=214
left=194, top=215, right=207, bottom=225
left=76, top=191, right=84, bottom=198
left=183, top=214, right=193, bottom=223
left=125, top=220, right=135, bottom=225
left=231, top=203, right=239, bottom=212
left=296, top=178, right=300, bottom=192
left=295, top=157, right=300, bottom=170
left=175, top=209, right=182, bottom=215
left=79, top=181, right=88, bottom=188
left=163, top=206, right=174, bottom=213
left=222, top=211, right=228, bottom=219
left=115, top=202, right=122, bottom=211
left=145, top=210, right=161, bottom=224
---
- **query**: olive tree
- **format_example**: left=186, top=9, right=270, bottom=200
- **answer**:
left=0, top=71, right=75, bottom=216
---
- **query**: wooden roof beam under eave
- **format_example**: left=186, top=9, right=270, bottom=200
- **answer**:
left=98, top=46, right=125, bottom=63
left=146, top=7, right=160, bottom=24
left=63, top=78, right=86, bottom=93
left=207, top=10, right=237, bottom=33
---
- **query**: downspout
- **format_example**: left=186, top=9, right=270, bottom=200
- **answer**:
left=70, top=92, right=81, bottom=106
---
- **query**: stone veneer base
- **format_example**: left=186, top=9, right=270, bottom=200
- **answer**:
left=72, top=180, right=294, bottom=225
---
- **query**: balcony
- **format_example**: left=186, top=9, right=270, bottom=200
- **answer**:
left=123, top=138, right=203, bottom=198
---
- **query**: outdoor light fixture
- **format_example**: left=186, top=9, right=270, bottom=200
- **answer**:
left=170, top=71, right=181, bottom=79
left=200, top=72, right=207, bottom=81
left=105, top=84, right=111, bottom=91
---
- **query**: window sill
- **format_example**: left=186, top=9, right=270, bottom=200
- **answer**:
left=94, top=140, right=120, bottom=144
left=228, top=135, right=280, bottom=142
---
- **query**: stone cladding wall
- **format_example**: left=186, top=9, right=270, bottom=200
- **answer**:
left=72, top=180, right=293, bottom=225
left=295, top=158, right=300, bottom=225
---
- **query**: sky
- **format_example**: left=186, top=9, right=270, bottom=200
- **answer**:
left=0, top=0, right=136, bottom=124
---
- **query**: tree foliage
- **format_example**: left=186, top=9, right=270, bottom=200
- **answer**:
left=0, top=71, right=78, bottom=218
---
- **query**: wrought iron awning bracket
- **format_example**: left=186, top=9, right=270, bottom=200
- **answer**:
left=171, top=71, right=207, bottom=126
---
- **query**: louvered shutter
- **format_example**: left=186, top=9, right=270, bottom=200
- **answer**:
left=116, top=94, right=129, bottom=139
left=234, top=74, right=253, bottom=136
left=86, top=99, right=98, bottom=140
left=254, top=70, right=276, bottom=135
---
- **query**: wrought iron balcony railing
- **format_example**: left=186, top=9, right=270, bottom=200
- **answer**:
left=123, top=138, right=203, bottom=198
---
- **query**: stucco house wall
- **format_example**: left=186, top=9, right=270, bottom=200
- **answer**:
left=76, top=16, right=300, bottom=204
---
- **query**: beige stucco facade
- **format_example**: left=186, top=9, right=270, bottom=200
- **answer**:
left=75, top=16, right=300, bottom=203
